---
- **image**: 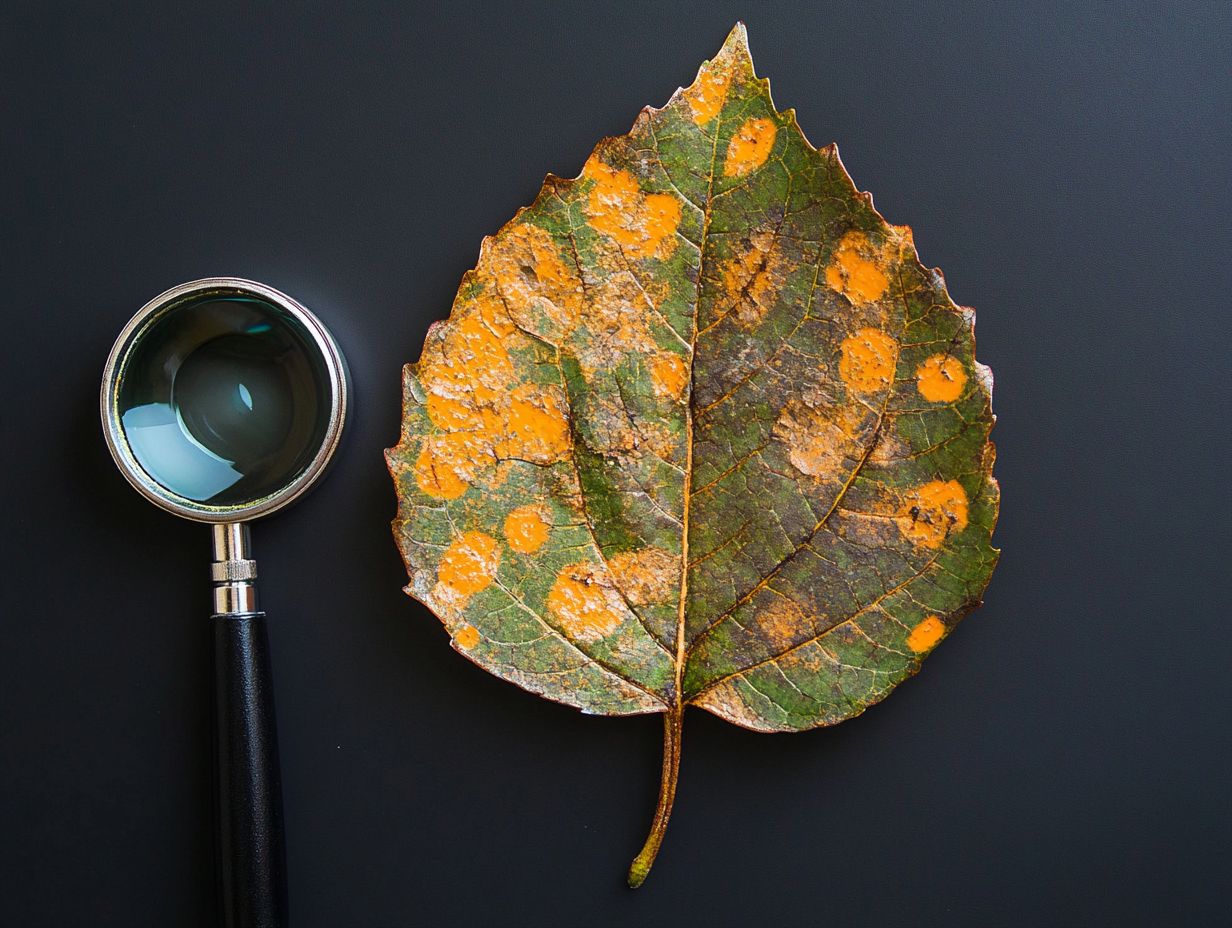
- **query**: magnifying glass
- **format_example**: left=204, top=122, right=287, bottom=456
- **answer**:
left=101, top=278, right=348, bottom=927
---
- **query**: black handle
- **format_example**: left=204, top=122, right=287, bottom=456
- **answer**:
left=213, top=612, right=287, bottom=928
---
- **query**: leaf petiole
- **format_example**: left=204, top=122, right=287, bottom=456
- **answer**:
left=628, top=705, right=684, bottom=888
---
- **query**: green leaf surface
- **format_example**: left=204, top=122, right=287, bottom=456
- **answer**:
left=387, top=23, right=999, bottom=886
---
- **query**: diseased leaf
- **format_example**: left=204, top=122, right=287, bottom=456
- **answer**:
left=386, top=23, right=999, bottom=887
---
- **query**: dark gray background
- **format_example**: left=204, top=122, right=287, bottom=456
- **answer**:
left=3, top=2, right=1229, bottom=925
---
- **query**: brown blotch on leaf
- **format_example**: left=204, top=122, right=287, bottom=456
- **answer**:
left=607, top=547, right=680, bottom=606
left=774, top=400, right=873, bottom=480
left=754, top=596, right=811, bottom=650
left=716, top=230, right=787, bottom=328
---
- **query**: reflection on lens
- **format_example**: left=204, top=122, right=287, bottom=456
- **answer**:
left=116, top=296, right=332, bottom=506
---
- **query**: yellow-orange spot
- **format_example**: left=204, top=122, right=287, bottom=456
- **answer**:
left=500, top=383, right=570, bottom=462
left=839, top=328, right=898, bottom=393
left=434, top=532, right=500, bottom=608
left=682, top=65, right=730, bottom=125
left=547, top=563, right=625, bottom=641
left=606, top=547, right=679, bottom=606
left=420, top=311, right=514, bottom=432
left=582, top=155, right=682, bottom=260
left=414, top=433, right=480, bottom=500
left=453, top=624, right=481, bottom=650
left=907, top=615, right=946, bottom=653
left=484, top=222, right=582, bottom=337
left=503, top=505, right=551, bottom=554
left=825, top=231, right=890, bottom=304
left=723, top=117, right=777, bottom=177
left=916, top=354, right=967, bottom=403
left=649, top=352, right=689, bottom=401
left=897, top=480, right=969, bottom=549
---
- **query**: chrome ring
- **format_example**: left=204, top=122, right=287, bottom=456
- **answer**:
left=100, top=277, right=349, bottom=523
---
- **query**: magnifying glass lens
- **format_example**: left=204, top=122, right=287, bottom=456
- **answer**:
left=116, top=295, right=333, bottom=506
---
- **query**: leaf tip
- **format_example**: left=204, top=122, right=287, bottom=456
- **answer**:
left=717, top=21, right=752, bottom=65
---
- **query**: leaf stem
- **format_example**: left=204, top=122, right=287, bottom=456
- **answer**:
left=627, top=705, right=684, bottom=888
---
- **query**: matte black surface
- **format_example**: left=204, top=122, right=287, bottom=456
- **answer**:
left=214, top=613, right=287, bottom=928
left=2, top=2, right=1228, bottom=926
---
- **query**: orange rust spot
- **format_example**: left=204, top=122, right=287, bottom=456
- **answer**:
left=897, top=480, right=969, bottom=548
left=483, top=222, right=582, bottom=336
left=412, top=279, right=573, bottom=500
left=916, top=354, right=967, bottom=403
left=454, top=624, right=481, bottom=650
left=582, top=155, right=682, bottom=260
left=649, top=352, right=689, bottom=401
left=607, top=547, right=679, bottom=606
left=825, top=231, right=890, bottom=304
left=547, top=562, right=625, bottom=641
left=907, top=615, right=946, bottom=653
left=718, top=230, right=783, bottom=326
left=414, top=433, right=483, bottom=500
left=839, top=328, right=898, bottom=393
left=421, top=312, right=515, bottom=430
left=503, top=505, right=551, bottom=554
left=682, top=65, right=730, bottom=125
left=723, top=117, right=777, bottom=177
left=500, top=383, right=570, bottom=462
left=434, top=532, right=500, bottom=608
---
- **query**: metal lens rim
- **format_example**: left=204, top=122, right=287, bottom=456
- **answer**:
left=100, top=277, right=349, bottom=523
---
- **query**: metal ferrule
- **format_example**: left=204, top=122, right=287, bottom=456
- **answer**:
left=211, top=523, right=258, bottom=615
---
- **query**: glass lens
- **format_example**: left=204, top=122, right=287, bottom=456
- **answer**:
left=115, top=293, right=332, bottom=507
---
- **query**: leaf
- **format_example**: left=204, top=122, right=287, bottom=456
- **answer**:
left=386, top=23, right=999, bottom=887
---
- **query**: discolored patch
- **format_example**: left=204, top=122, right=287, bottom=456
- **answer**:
left=501, top=383, right=571, bottom=462
left=547, top=562, right=627, bottom=641
left=607, top=547, right=680, bottom=606
left=774, top=400, right=872, bottom=480
left=414, top=433, right=479, bottom=500
left=682, top=63, right=730, bottom=125
left=582, top=155, right=682, bottom=260
left=483, top=222, right=583, bottom=338
left=916, top=354, right=967, bottom=403
left=824, top=230, right=891, bottom=304
left=897, top=480, right=969, bottom=549
left=434, top=532, right=501, bottom=608
left=504, top=504, right=551, bottom=554
left=716, top=230, right=785, bottom=327
left=454, top=624, right=482, bottom=650
left=755, top=597, right=810, bottom=649
left=839, top=328, right=898, bottom=393
left=906, top=615, right=946, bottom=653
left=572, top=272, right=661, bottom=376
left=724, top=117, right=777, bottom=177
left=649, top=352, right=689, bottom=401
